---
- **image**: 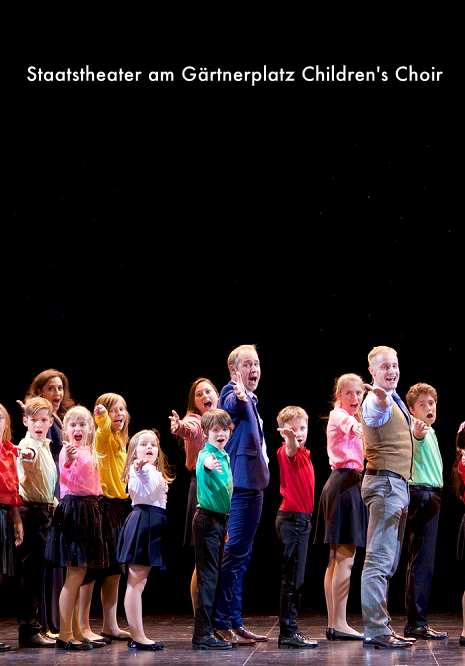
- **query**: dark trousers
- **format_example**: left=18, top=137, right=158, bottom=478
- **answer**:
left=275, top=510, right=311, bottom=637
left=193, top=508, right=227, bottom=637
left=213, top=489, right=263, bottom=630
left=16, top=503, right=53, bottom=637
left=405, top=488, right=441, bottom=626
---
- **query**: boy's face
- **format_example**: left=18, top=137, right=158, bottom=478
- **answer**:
left=410, top=393, right=437, bottom=426
left=207, top=424, right=231, bottom=450
left=369, top=352, right=399, bottom=391
left=232, top=350, right=261, bottom=392
left=282, top=417, right=308, bottom=446
left=23, top=408, right=53, bottom=441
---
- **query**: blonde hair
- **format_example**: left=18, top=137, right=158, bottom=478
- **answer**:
left=63, top=405, right=100, bottom=468
left=122, top=429, right=175, bottom=484
left=94, top=393, right=130, bottom=450
left=276, top=405, right=308, bottom=428
left=23, top=396, right=54, bottom=418
left=0, top=403, right=12, bottom=442
left=368, top=345, right=397, bottom=366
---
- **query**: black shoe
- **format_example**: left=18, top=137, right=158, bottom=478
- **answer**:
left=89, top=635, right=112, bottom=644
left=278, top=632, right=319, bottom=648
left=0, top=643, right=18, bottom=652
left=326, top=627, right=335, bottom=640
left=56, top=638, right=93, bottom=650
left=81, top=638, right=105, bottom=648
left=101, top=632, right=130, bottom=641
left=459, top=636, right=465, bottom=646
left=363, top=634, right=413, bottom=649
left=333, top=629, right=364, bottom=640
left=192, top=634, right=232, bottom=649
left=127, top=639, right=165, bottom=651
left=19, top=631, right=56, bottom=647
left=404, top=625, right=448, bottom=640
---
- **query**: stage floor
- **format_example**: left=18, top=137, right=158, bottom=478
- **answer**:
left=1, top=613, right=463, bottom=664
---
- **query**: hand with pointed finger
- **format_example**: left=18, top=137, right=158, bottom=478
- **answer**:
left=412, top=416, right=429, bottom=440
left=134, top=458, right=149, bottom=471
left=169, top=410, right=180, bottom=433
left=204, top=452, right=223, bottom=472
left=352, top=422, right=364, bottom=438
left=233, top=372, right=248, bottom=402
left=16, top=399, right=26, bottom=411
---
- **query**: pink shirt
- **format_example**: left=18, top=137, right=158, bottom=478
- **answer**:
left=59, top=446, right=103, bottom=498
left=177, top=413, right=204, bottom=472
left=326, top=405, right=364, bottom=471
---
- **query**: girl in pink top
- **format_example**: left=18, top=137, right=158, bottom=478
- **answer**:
left=314, top=373, right=367, bottom=641
left=169, top=377, right=219, bottom=611
left=47, top=406, right=105, bottom=651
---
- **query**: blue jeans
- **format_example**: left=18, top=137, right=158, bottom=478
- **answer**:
left=361, top=475, right=408, bottom=638
left=213, top=489, right=263, bottom=630
left=275, top=511, right=311, bottom=637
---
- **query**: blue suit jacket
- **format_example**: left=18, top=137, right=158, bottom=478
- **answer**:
left=219, top=381, right=270, bottom=491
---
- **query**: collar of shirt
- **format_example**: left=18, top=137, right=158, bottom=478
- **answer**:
left=24, top=432, right=51, bottom=452
left=205, top=441, right=228, bottom=458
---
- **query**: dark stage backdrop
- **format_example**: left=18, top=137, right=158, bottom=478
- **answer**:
left=3, top=23, right=463, bottom=619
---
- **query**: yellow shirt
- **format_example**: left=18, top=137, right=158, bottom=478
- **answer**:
left=17, top=432, right=58, bottom=506
left=95, top=412, right=128, bottom=499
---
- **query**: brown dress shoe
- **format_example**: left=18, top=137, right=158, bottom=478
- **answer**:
left=234, top=626, right=268, bottom=642
left=216, top=629, right=256, bottom=645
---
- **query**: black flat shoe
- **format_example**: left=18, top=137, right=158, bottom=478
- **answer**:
left=127, top=639, right=165, bottom=651
left=89, top=635, right=112, bottom=644
left=0, top=643, right=18, bottom=652
left=56, top=638, right=93, bottom=650
left=82, top=638, right=105, bottom=648
left=101, top=632, right=130, bottom=641
left=459, top=636, right=465, bottom=646
left=333, top=629, right=364, bottom=640
left=326, top=628, right=335, bottom=640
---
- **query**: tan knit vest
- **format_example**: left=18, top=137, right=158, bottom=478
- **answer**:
left=362, top=401, right=413, bottom=481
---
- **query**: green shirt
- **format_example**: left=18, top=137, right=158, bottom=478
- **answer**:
left=196, top=442, right=233, bottom=515
left=410, top=426, right=443, bottom=488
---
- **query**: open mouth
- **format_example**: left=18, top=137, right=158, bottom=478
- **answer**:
left=203, top=400, right=212, bottom=410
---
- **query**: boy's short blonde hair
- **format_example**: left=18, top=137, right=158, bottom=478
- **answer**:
left=24, top=396, right=54, bottom=418
left=406, top=382, right=438, bottom=410
left=368, top=345, right=397, bottom=366
left=276, top=406, right=308, bottom=428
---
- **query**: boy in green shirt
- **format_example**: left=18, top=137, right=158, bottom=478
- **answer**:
left=192, top=409, right=234, bottom=650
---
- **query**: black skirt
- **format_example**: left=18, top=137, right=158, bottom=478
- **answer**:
left=0, top=504, right=15, bottom=576
left=457, top=512, right=465, bottom=561
left=83, top=496, right=127, bottom=582
left=46, top=494, right=106, bottom=569
left=314, top=468, right=367, bottom=547
left=184, top=473, right=197, bottom=547
left=116, top=504, right=167, bottom=568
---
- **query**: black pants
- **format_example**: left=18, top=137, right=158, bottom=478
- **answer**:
left=192, top=508, right=227, bottom=637
left=275, top=510, right=311, bottom=637
left=405, top=488, right=441, bottom=626
left=16, top=503, right=53, bottom=637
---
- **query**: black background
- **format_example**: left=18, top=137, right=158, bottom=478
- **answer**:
left=3, top=14, right=463, bottom=619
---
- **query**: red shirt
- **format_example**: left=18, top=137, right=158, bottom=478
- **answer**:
left=0, top=440, right=22, bottom=506
left=277, top=444, right=315, bottom=514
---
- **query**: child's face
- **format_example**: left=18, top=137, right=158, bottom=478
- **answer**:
left=194, top=382, right=218, bottom=415
left=207, top=424, right=231, bottom=450
left=282, top=417, right=308, bottom=446
left=337, top=380, right=364, bottom=416
left=234, top=350, right=261, bottom=392
left=65, top=414, right=93, bottom=447
left=23, top=408, right=54, bottom=441
left=410, top=393, right=437, bottom=426
left=108, top=400, right=127, bottom=431
left=135, top=433, right=159, bottom=464
left=38, top=376, right=64, bottom=414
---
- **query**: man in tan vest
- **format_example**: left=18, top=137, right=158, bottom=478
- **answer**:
left=360, top=346, right=428, bottom=650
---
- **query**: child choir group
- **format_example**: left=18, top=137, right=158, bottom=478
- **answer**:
left=0, top=343, right=464, bottom=654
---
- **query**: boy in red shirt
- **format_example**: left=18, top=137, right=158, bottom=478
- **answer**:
left=275, top=405, right=318, bottom=649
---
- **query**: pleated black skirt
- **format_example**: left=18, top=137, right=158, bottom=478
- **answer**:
left=46, top=494, right=106, bottom=569
left=314, top=468, right=367, bottom=547
left=116, top=504, right=167, bottom=568
left=83, top=496, right=127, bottom=582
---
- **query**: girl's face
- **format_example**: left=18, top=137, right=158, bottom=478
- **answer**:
left=108, top=400, right=127, bottom=431
left=194, top=382, right=219, bottom=415
left=337, top=380, right=364, bottom=416
left=65, top=414, right=93, bottom=448
left=135, top=432, right=159, bottom=465
left=38, top=376, right=64, bottom=414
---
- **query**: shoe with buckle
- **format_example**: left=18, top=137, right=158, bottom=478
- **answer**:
left=363, top=634, right=413, bottom=649
left=215, top=628, right=255, bottom=645
left=404, top=624, right=448, bottom=640
left=192, top=633, right=232, bottom=649
left=19, top=631, right=56, bottom=647
left=279, top=631, right=319, bottom=648
left=234, top=625, right=268, bottom=641
left=56, top=638, right=93, bottom=650
left=127, top=639, right=165, bottom=651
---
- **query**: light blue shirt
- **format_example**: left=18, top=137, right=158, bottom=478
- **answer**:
left=362, top=386, right=394, bottom=427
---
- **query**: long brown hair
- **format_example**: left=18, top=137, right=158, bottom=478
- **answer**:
left=94, top=393, right=130, bottom=449
left=25, top=368, right=74, bottom=419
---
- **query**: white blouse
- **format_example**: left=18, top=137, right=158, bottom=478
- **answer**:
left=128, top=463, right=168, bottom=509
